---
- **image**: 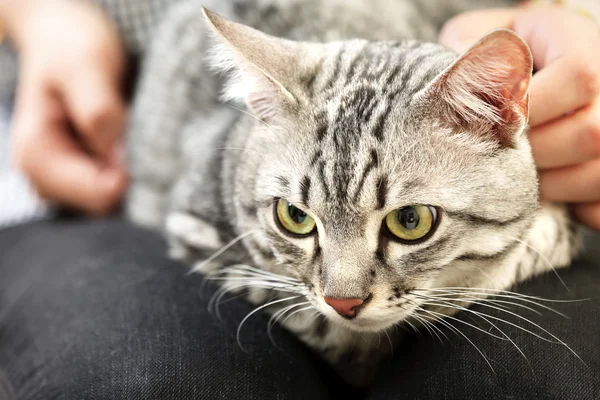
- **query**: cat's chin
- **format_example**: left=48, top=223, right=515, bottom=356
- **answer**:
left=331, top=314, right=401, bottom=333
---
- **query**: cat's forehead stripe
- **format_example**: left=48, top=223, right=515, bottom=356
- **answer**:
left=351, top=149, right=378, bottom=203
left=317, top=160, right=331, bottom=200
left=376, top=175, right=388, bottom=210
left=447, top=211, right=528, bottom=227
left=275, top=175, right=290, bottom=191
left=300, top=176, right=311, bottom=205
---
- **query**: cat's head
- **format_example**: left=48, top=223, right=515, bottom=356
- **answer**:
left=204, top=9, right=537, bottom=332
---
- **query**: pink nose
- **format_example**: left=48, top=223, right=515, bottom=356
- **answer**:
left=324, top=297, right=365, bottom=318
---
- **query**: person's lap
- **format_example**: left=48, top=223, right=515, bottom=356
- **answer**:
left=0, top=218, right=598, bottom=399
left=372, top=235, right=600, bottom=399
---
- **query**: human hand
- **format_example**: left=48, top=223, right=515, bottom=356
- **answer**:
left=440, top=5, right=600, bottom=230
left=5, top=0, right=128, bottom=215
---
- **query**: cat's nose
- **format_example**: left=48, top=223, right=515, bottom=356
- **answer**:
left=324, top=296, right=369, bottom=319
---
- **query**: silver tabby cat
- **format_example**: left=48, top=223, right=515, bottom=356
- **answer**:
left=126, top=0, right=581, bottom=385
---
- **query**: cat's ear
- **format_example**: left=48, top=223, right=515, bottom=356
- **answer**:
left=203, top=8, right=317, bottom=120
left=427, top=29, right=533, bottom=147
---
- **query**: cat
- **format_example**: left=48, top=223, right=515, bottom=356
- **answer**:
left=125, top=0, right=581, bottom=386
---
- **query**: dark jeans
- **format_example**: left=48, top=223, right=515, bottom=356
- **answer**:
left=0, top=219, right=599, bottom=399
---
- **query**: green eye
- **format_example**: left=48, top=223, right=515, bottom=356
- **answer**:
left=385, top=205, right=437, bottom=242
left=276, top=199, right=316, bottom=236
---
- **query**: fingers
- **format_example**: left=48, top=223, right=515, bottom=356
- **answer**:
left=539, top=159, right=600, bottom=203
left=440, top=6, right=600, bottom=128
left=23, top=131, right=128, bottom=215
left=572, top=202, right=600, bottom=231
left=61, top=67, right=126, bottom=158
left=512, top=7, right=600, bottom=126
left=529, top=103, right=600, bottom=169
left=439, top=9, right=518, bottom=53
left=528, top=56, right=600, bottom=127
left=12, top=78, right=128, bottom=215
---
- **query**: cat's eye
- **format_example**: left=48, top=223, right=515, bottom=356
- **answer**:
left=385, top=205, right=437, bottom=242
left=276, top=199, right=316, bottom=236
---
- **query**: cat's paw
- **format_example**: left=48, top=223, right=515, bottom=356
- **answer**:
left=165, top=211, right=223, bottom=267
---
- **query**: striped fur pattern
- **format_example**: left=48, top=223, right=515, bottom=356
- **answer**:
left=126, top=0, right=581, bottom=386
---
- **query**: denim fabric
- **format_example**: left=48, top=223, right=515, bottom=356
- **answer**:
left=0, top=219, right=598, bottom=399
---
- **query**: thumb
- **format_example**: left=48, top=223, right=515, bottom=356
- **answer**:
left=439, top=9, right=519, bottom=53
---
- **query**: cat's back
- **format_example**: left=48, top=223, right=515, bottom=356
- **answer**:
left=233, top=0, right=517, bottom=43
left=125, top=0, right=518, bottom=230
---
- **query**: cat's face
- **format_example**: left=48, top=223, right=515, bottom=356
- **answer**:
left=205, top=10, right=537, bottom=332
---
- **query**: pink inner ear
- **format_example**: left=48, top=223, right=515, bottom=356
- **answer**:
left=437, top=30, right=533, bottom=146
left=248, top=93, right=278, bottom=120
left=241, top=66, right=293, bottom=121
left=509, top=77, right=530, bottom=117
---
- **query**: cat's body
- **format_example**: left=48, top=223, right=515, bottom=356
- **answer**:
left=126, top=0, right=581, bottom=385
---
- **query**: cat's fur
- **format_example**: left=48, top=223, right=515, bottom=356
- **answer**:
left=126, top=0, right=581, bottom=386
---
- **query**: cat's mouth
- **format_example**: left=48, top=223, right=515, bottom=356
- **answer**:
left=317, top=299, right=415, bottom=333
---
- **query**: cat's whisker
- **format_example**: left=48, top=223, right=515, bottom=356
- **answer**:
left=306, top=310, right=322, bottom=327
left=413, top=299, right=534, bottom=371
left=237, top=295, right=303, bottom=352
left=267, top=302, right=312, bottom=348
left=209, top=281, right=252, bottom=315
left=384, top=330, right=394, bottom=355
left=409, top=306, right=452, bottom=343
left=206, top=269, right=299, bottom=281
left=417, top=287, right=583, bottom=317
left=218, top=264, right=302, bottom=284
left=203, top=263, right=274, bottom=293
left=213, top=287, right=261, bottom=318
left=409, top=312, right=446, bottom=344
left=417, top=318, right=444, bottom=343
left=205, top=268, right=308, bottom=300
left=280, top=304, right=315, bottom=327
left=427, top=303, right=534, bottom=373
left=206, top=276, right=305, bottom=288
left=419, top=302, right=531, bottom=360
left=403, top=318, right=420, bottom=335
left=415, top=296, right=554, bottom=342
left=209, top=283, right=241, bottom=316
left=407, top=309, right=434, bottom=336
left=207, top=268, right=304, bottom=291
left=225, top=103, right=275, bottom=130
left=424, top=318, right=449, bottom=342
left=503, top=235, right=570, bottom=291
left=268, top=301, right=311, bottom=333
left=189, top=231, right=258, bottom=275
left=417, top=287, right=588, bottom=304
left=209, top=280, right=306, bottom=319
left=413, top=295, right=584, bottom=364
left=413, top=305, right=495, bottom=374
left=409, top=298, right=508, bottom=341
left=266, top=303, right=315, bottom=350
left=415, top=293, right=542, bottom=316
